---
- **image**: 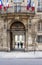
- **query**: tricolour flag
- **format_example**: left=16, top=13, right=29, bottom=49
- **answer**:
left=27, top=0, right=31, bottom=10
left=3, top=0, right=9, bottom=11
left=0, top=0, right=2, bottom=10
left=31, top=1, right=35, bottom=11
left=6, top=0, right=9, bottom=8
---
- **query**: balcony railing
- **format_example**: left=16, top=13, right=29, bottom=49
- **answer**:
left=1, top=6, right=35, bottom=14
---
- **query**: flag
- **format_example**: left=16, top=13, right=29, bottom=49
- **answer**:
left=6, top=0, right=9, bottom=8
left=3, top=2, right=6, bottom=11
left=27, top=0, right=31, bottom=10
left=31, top=1, right=35, bottom=11
left=3, top=0, right=9, bottom=11
left=0, top=0, right=2, bottom=10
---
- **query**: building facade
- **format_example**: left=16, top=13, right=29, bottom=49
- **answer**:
left=0, top=0, right=42, bottom=51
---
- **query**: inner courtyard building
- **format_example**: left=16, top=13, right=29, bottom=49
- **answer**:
left=0, top=0, right=42, bottom=51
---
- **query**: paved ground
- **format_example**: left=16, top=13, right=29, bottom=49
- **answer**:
left=0, top=58, right=42, bottom=65
left=0, top=51, right=42, bottom=58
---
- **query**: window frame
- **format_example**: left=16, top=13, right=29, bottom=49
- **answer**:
left=37, top=35, right=42, bottom=43
left=37, top=0, right=42, bottom=12
left=38, top=21, right=42, bottom=32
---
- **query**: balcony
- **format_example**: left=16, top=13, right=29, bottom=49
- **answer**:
left=1, top=6, right=35, bottom=14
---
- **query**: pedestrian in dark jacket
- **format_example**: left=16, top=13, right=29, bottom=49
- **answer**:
left=18, top=43, right=19, bottom=48
left=20, top=42, right=23, bottom=48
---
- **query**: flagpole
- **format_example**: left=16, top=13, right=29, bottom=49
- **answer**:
left=30, top=0, right=31, bottom=7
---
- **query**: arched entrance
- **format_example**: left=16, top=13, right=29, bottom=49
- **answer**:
left=10, top=21, right=26, bottom=51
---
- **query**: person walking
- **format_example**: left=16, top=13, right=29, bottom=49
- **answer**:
left=20, top=42, right=23, bottom=48
left=18, top=42, right=19, bottom=48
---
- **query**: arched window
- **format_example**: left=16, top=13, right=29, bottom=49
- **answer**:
left=38, top=20, right=42, bottom=31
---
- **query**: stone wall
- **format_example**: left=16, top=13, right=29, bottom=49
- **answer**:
left=0, top=14, right=42, bottom=51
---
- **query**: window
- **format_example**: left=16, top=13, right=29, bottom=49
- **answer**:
left=15, top=35, right=20, bottom=42
left=15, top=35, right=18, bottom=42
left=15, top=35, right=24, bottom=43
left=37, top=36, right=42, bottom=43
left=38, top=21, right=42, bottom=31
left=20, top=35, right=24, bottom=42
left=14, top=4, right=21, bottom=12
left=37, top=0, right=42, bottom=12
left=17, top=5, right=21, bottom=12
left=14, top=0, right=23, bottom=3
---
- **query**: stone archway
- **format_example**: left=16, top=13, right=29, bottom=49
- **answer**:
left=10, top=21, right=26, bottom=51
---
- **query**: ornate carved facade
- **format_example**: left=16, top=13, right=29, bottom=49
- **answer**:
left=0, top=0, right=42, bottom=51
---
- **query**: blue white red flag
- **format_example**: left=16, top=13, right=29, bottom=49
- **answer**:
left=31, top=1, right=35, bottom=11
left=6, top=0, right=9, bottom=8
left=27, top=0, right=31, bottom=10
left=0, top=0, right=2, bottom=10
left=3, top=0, right=9, bottom=11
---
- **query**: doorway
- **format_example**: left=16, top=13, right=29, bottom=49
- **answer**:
left=10, top=21, right=26, bottom=51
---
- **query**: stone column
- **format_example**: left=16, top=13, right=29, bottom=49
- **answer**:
left=12, top=32, right=15, bottom=49
left=28, top=17, right=33, bottom=51
left=25, top=22, right=28, bottom=51
left=0, top=19, right=4, bottom=50
left=25, top=29, right=28, bottom=51
left=4, top=20, right=10, bottom=51
left=7, top=31, right=10, bottom=51
left=3, top=20, right=10, bottom=51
